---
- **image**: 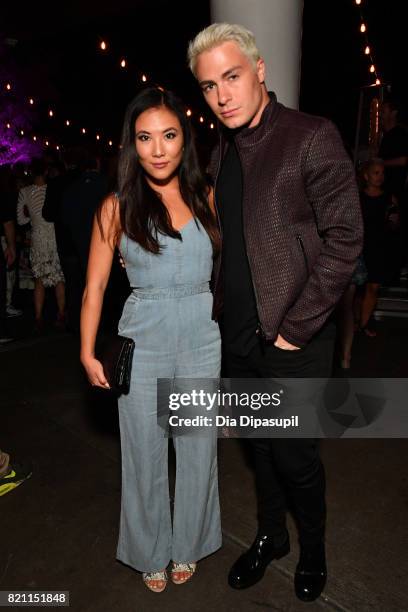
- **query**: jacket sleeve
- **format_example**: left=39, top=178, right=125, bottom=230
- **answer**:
left=278, top=120, right=363, bottom=347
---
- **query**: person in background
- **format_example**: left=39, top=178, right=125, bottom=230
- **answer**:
left=17, top=158, right=65, bottom=332
left=359, top=158, right=398, bottom=336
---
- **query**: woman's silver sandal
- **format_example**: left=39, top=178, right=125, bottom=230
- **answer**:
left=142, top=570, right=168, bottom=593
left=171, top=562, right=196, bottom=585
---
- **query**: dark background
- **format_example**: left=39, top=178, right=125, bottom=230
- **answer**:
left=1, top=0, right=407, bottom=153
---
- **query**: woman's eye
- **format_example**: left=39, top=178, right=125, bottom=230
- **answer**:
left=165, top=132, right=176, bottom=140
left=137, top=135, right=150, bottom=142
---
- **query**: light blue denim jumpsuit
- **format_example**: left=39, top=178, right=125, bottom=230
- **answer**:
left=116, top=218, right=222, bottom=572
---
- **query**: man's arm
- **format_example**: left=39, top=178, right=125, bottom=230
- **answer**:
left=278, top=120, right=364, bottom=348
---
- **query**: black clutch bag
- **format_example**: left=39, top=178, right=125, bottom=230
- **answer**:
left=97, top=335, right=135, bottom=394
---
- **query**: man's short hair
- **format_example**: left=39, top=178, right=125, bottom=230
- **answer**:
left=187, top=23, right=260, bottom=76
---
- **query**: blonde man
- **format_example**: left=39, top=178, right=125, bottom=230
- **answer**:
left=188, top=23, right=363, bottom=602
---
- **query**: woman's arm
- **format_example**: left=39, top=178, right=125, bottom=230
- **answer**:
left=16, top=188, right=30, bottom=225
left=80, top=194, right=120, bottom=388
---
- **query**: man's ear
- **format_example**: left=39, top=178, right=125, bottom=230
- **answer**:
left=256, top=58, right=266, bottom=84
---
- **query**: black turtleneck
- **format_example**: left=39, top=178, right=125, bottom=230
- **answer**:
left=216, top=138, right=259, bottom=356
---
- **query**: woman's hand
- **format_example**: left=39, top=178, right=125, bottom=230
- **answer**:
left=81, top=356, right=110, bottom=389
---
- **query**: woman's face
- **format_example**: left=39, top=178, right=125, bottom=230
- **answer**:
left=365, top=163, right=384, bottom=188
left=134, top=106, right=184, bottom=183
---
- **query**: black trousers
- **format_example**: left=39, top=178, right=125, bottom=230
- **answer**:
left=223, top=323, right=335, bottom=547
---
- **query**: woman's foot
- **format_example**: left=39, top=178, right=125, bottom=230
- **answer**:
left=340, top=357, right=351, bottom=369
left=362, top=327, right=377, bottom=337
left=142, top=570, right=168, bottom=593
left=170, top=562, right=196, bottom=585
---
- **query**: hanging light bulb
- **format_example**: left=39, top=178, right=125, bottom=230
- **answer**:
left=96, top=134, right=100, bottom=141
left=108, top=140, right=113, bottom=146
left=355, top=0, right=362, bottom=5
left=49, top=110, right=54, bottom=117
left=199, top=116, right=204, bottom=123
left=45, top=140, right=49, bottom=146
left=66, top=120, right=70, bottom=126
left=56, top=145, right=60, bottom=151
left=210, top=123, right=214, bottom=130
left=142, top=74, right=147, bottom=82
left=33, top=136, right=37, bottom=141
left=6, top=123, right=11, bottom=129
left=82, top=128, right=86, bottom=134
left=20, top=130, right=24, bottom=136
left=29, top=98, right=34, bottom=105
left=186, top=109, right=192, bottom=117
left=360, top=23, right=366, bottom=33
left=364, top=46, right=370, bottom=55
left=369, top=64, right=375, bottom=73
left=100, top=41, right=107, bottom=51
left=120, top=59, right=126, bottom=68
left=6, top=83, right=11, bottom=91
left=375, top=78, right=381, bottom=85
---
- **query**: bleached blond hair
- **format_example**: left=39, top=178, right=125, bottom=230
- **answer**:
left=187, top=23, right=261, bottom=76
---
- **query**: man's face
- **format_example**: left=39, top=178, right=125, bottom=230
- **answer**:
left=195, top=41, right=269, bottom=130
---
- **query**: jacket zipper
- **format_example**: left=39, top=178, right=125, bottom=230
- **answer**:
left=296, top=234, right=310, bottom=275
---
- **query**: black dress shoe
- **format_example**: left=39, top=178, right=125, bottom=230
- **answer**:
left=294, top=543, right=327, bottom=602
left=228, top=531, right=290, bottom=589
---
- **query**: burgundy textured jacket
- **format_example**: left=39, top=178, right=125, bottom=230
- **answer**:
left=209, top=93, right=363, bottom=348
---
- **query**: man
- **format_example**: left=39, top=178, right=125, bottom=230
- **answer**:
left=188, top=23, right=363, bottom=602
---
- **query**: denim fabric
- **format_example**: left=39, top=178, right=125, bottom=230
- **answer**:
left=116, top=220, right=222, bottom=572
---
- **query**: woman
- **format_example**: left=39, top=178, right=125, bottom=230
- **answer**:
left=80, top=88, right=222, bottom=592
left=359, top=158, right=398, bottom=336
left=17, top=158, right=65, bottom=330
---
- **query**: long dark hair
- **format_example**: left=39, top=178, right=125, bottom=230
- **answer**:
left=109, top=87, right=219, bottom=254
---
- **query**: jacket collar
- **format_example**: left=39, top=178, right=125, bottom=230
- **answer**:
left=218, top=91, right=282, bottom=151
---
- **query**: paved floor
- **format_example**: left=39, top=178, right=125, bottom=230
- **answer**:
left=1, top=315, right=407, bottom=611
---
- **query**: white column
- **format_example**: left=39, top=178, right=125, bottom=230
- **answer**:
left=210, top=0, right=304, bottom=109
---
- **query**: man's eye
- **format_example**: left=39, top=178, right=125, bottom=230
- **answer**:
left=203, top=84, right=214, bottom=93
left=229, top=74, right=238, bottom=80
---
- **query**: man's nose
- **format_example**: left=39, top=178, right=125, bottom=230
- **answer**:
left=217, top=84, right=231, bottom=106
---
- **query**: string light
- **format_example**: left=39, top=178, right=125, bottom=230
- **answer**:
left=355, top=0, right=362, bottom=4
left=120, top=59, right=126, bottom=68
left=20, top=130, right=24, bottom=136
left=45, top=140, right=49, bottom=146
left=49, top=110, right=54, bottom=117
left=142, top=74, right=147, bottom=82
left=96, top=134, right=100, bottom=141
left=6, top=123, right=11, bottom=129
left=369, top=64, right=375, bottom=73
left=360, top=23, right=366, bottom=33
left=56, top=145, right=60, bottom=151
left=66, top=120, right=70, bottom=126
left=186, top=109, right=192, bottom=117
left=33, top=136, right=37, bottom=141
left=29, top=98, right=34, bottom=105
left=199, top=116, right=204, bottom=123
left=375, top=79, right=381, bottom=85
left=6, top=83, right=11, bottom=91
left=82, top=128, right=86, bottom=134
left=108, top=140, right=113, bottom=146
left=100, top=41, right=107, bottom=51
left=210, top=123, right=214, bottom=130
left=364, top=46, right=370, bottom=55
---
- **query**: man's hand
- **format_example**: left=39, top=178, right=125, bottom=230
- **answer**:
left=274, top=334, right=300, bottom=350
